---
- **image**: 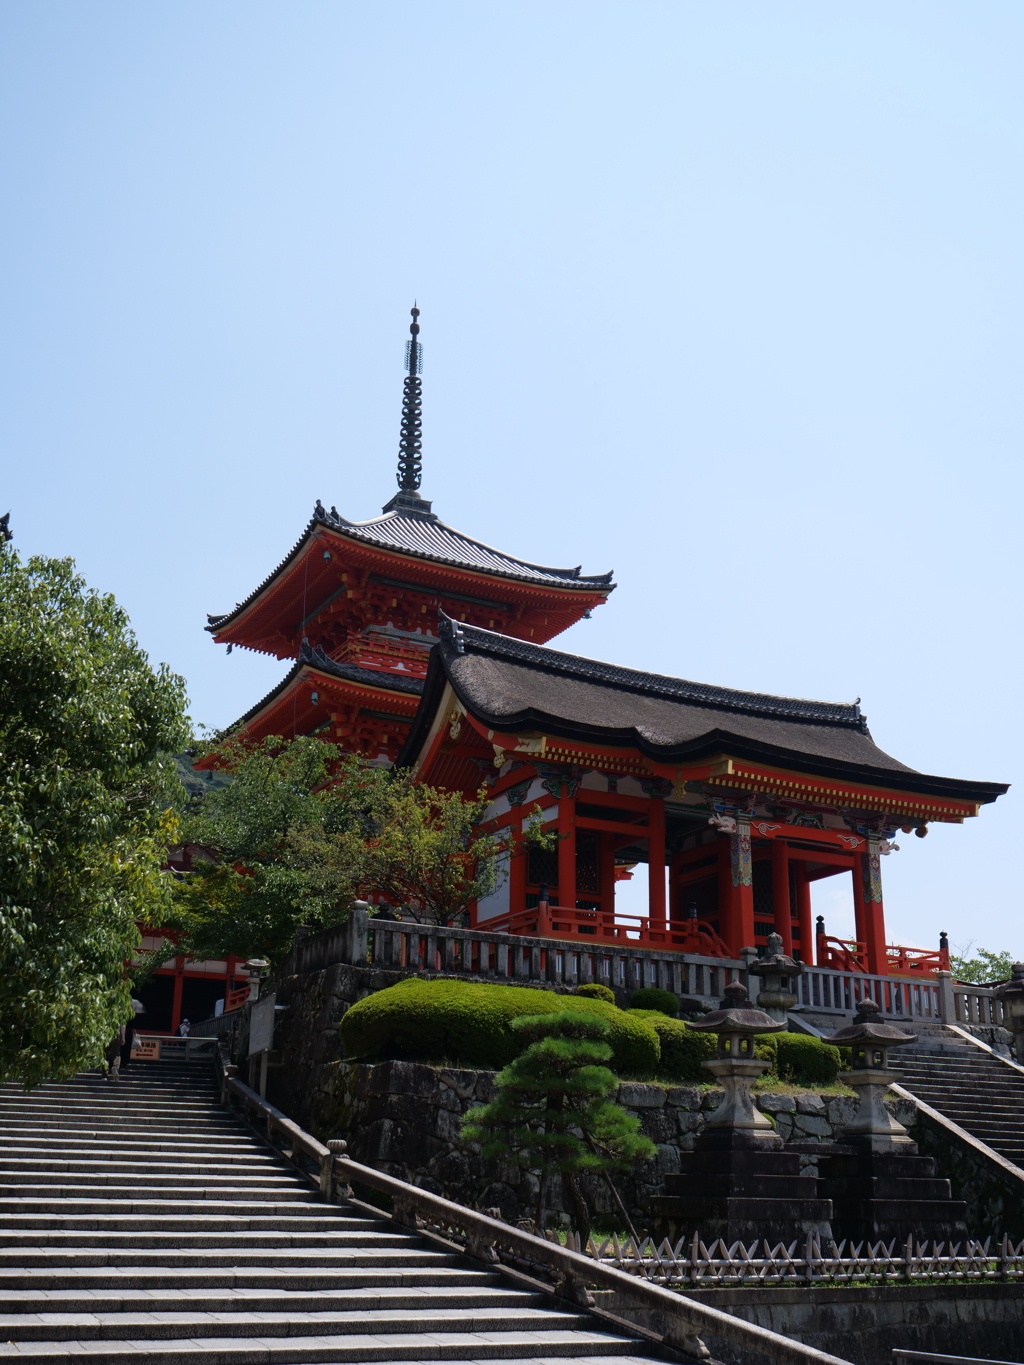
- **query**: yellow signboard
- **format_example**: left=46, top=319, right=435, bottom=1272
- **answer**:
left=135, top=1037, right=161, bottom=1061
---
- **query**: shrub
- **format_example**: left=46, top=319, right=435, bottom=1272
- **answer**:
left=339, top=978, right=660, bottom=1075
left=629, top=987, right=679, bottom=1017
left=629, top=1011, right=716, bottom=1080
left=766, top=1031, right=842, bottom=1086
left=574, top=982, right=616, bottom=1005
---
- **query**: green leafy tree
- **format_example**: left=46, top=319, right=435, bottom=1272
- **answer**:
left=171, top=734, right=554, bottom=961
left=0, top=544, right=189, bottom=1086
left=950, top=943, right=1016, bottom=985
left=169, top=735, right=379, bottom=962
left=462, top=1011, right=656, bottom=1242
left=355, top=779, right=552, bottom=927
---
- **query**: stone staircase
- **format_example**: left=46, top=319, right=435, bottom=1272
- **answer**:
left=895, top=1029, right=1024, bottom=1171
left=0, top=1058, right=664, bottom=1363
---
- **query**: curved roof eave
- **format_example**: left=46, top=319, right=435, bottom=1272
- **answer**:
left=220, top=647, right=424, bottom=737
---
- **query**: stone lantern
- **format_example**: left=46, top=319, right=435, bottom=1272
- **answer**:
left=650, top=980, right=833, bottom=1244
left=828, top=998, right=916, bottom=1149
left=688, top=981, right=786, bottom=1139
left=821, top=997, right=968, bottom=1243
left=995, top=963, right=1024, bottom=1064
left=748, top=931, right=803, bottom=1024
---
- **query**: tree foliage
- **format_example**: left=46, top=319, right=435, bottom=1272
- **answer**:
left=950, top=943, right=1016, bottom=985
left=0, top=545, right=190, bottom=1086
left=171, top=734, right=554, bottom=962
left=462, top=1011, right=656, bottom=1240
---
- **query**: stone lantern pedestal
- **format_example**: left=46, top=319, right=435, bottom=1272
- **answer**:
left=995, top=963, right=1024, bottom=1065
left=650, top=983, right=833, bottom=1245
left=815, top=1000, right=968, bottom=1243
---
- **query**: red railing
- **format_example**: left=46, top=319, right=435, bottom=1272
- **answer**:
left=816, top=934, right=868, bottom=973
left=885, top=943, right=951, bottom=975
left=815, top=933, right=951, bottom=976
left=483, top=904, right=733, bottom=958
left=223, top=983, right=252, bottom=1013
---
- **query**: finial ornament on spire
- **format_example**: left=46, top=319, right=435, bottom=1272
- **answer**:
left=397, top=306, right=423, bottom=491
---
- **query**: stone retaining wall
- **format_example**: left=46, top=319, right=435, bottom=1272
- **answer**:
left=303, top=1056, right=915, bottom=1228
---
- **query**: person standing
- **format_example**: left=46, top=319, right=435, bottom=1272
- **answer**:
left=119, top=999, right=145, bottom=1072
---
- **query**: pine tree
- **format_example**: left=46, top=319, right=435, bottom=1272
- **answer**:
left=462, top=1011, right=655, bottom=1241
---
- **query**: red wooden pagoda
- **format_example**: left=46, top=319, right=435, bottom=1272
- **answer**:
left=204, top=309, right=614, bottom=762
left=398, top=616, right=1008, bottom=973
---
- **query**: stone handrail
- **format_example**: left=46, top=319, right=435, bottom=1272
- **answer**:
left=213, top=1044, right=852, bottom=1365
left=797, top=964, right=943, bottom=1020
left=949, top=980, right=1006, bottom=1027
left=275, top=906, right=747, bottom=1003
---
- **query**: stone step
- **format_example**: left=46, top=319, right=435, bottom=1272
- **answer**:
left=0, top=1199, right=329, bottom=1216
left=0, top=1303, right=594, bottom=1343
left=0, top=1123, right=252, bottom=1141
left=0, top=1184, right=320, bottom=1202
left=0, top=1171, right=307, bottom=1190
left=2, top=1137, right=274, bottom=1156
left=0, top=1229, right=422, bottom=1249
left=0, top=1157, right=293, bottom=1175
left=0, top=1246, right=465, bottom=1269
left=0, top=1328, right=649, bottom=1362
left=0, top=1284, right=541, bottom=1315
left=0, top=1267, right=505, bottom=1292
left=0, top=1214, right=388, bottom=1233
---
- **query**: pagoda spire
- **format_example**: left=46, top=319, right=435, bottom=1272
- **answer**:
left=382, top=306, right=433, bottom=516
left=397, top=305, right=423, bottom=492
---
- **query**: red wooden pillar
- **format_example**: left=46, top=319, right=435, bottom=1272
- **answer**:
left=771, top=839, right=792, bottom=954
left=856, top=841, right=887, bottom=975
left=557, top=790, right=576, bottom=911
left=170, top=958, right=185, bottom=1035
left=599, top=833, right=616, bottom=920
left=509, top=818, right=527, bottom=919
left=718, top=819, right=755, bottom=957
left=793, top=862, right=813, bottom=964
left=647, top=799, right=667, bottom=931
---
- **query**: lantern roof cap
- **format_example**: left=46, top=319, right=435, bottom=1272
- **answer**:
left=829, top=998, right=917, bottom=1047
left=995, top=963, right=1024, bottom=999
left=689, top=982, right=786, bottom=1035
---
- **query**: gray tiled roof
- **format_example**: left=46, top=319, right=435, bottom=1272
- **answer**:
left=208, top=503, right=613, bottom=631
left=323, top=505, right=614, bottom=587
left=398, top=616, right=1008, bottom=805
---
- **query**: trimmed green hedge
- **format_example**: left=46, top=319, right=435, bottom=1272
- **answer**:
left=574, top=983, right=616, bottom=1005
left=340, top=978, right=661, bottom=1074
left=762, top=1031, right=843, bottom=1086
left=629, top=1011, right=716, bottom=1079
left=626, top=1014, right=843, bottom=1086
left=629, top=987, right=679, bottom=1017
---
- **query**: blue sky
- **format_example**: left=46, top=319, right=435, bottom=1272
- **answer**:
left=2, top=2, right=1020, bottom=957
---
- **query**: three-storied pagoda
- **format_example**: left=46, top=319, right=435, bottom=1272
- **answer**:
left=205, top=309, right=613, bottom=762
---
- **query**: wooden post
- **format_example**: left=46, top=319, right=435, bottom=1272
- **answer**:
left=719, top=819, right=755, bottom=957
left=858, top=841, right=887, bottom=975
left=599, top=833, right=616, bottom=922
left=509, top=821, right=527, bottom=920
left=793, top=861, right=813, bottom=964
left=647, top=799, right=667, bottom=932
left=771, top=839, right=792, bottom=955
left=170, top=959, right=185, bottom=1035
left=557, top=788, right=576, bottom=912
